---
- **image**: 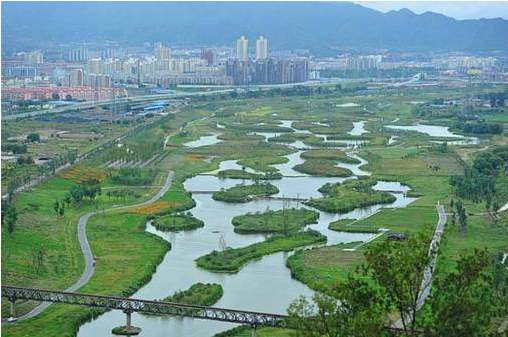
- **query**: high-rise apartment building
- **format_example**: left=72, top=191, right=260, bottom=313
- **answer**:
left=69, top=69, right=84, bottom=87
left=256, top=37, right=268, bottom=60
left=87, top=58, right=104, bottom=74
left=66, top=48, right=89, bottom=62
left=24, top=50, right=44, bottom=65
left=236, top=36, right=249, bottom=62
left=155, top=43, right=172, bottom=71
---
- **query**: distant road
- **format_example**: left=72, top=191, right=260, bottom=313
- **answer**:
left=1, top=79, right=355, bottom=121
left=19, top=171, right=174, bottom=320
left=1, top=89, right=234, bottom=121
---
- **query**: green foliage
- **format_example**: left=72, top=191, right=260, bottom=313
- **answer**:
left=423, top=250, right=502, bottom=337
left=1, top=200, right=18, bottom=236
left=232, top=208, right=319, bottom=234
left=363, top=231, right=434, bottom=336
left=196, top=230, right=327, bottom=273
left=108, top=168, right=157, bottom=186
left=152, top=213, right=204, bottom=232
left=287, top=274, right=390, bottom=337
left=450, top=148, right=507, bottom=203
left=212, top=183, right=279, bottom=203
left=1, top=143, right=27, bottom=154
left=27, top=133, right=40, bottom=143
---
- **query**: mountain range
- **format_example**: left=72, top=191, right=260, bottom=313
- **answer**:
left=2, top=1, right=508, bottom=54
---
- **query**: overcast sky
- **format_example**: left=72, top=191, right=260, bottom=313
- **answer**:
left=355, top=1, right=508, bottom=19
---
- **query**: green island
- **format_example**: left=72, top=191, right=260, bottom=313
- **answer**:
left=212, top=183, right=279, bottom=203
left=142, top=283, right=224, bottom=317
left=152, top=213, right=204, bottom=232
left=195, top=230, right=327, bottom=273
left=300, top=149, right=361, bottom=164
left=293, top=160, right=353, bottom=177
left=237, top=155, right=289, bottom=172
left=231, top=208, right=319, bottom=233
left=305, top=179, right=396, bottom=213
left=217, top=169, right=282, bottom=180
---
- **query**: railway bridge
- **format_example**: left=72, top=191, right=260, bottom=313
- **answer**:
left=2, top=285, right=285, bottom=336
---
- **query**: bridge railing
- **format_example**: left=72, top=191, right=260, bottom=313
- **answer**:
left=1, top=285, right=286, bottom=326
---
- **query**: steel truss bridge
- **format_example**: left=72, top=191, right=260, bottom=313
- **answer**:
left=1, top=285, right=285, bottom=328
left=2, top=285, right=419, bottom=336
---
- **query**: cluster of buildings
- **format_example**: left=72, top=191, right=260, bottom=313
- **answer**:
left=226, top=36, right=309, bottom=85
left=1, top=36, right=312, bottom=104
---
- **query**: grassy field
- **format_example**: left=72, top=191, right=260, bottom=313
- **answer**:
left=231, top=208, right=319, bottom=234
left=212, top=183, right=279, bottom=203
left=286, top=242, right=362, bottom=291
left=2, top=212, right=170, bottom=337
left=195, top=230, right=327, bottom=273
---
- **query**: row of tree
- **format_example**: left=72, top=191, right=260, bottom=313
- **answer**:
left=453, top=121, right=503, bottom=135
left=450, top=149, right=507, bottom=205
left=288, top=233, right=508, bottom=337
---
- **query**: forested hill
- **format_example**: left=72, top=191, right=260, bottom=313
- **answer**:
left=2, top=1, right=508, bottom=54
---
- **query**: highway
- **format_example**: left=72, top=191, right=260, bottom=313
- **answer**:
left=19, top=171, right=175, bottom=320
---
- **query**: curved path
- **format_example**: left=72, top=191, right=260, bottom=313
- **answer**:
left=19, top=171, right=174, bottom=320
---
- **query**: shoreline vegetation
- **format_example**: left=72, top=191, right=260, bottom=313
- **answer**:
left=212, top=183, right=279, bottom=203
left=232, top=208, right=319, bottom=234
left=195, top=230, right=327, bottom=273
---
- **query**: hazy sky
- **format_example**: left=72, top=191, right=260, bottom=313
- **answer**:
left=356, top=1, right=508, bottom=19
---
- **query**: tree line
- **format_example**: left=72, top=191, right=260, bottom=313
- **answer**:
left=287, top=232, right=508, bottom=337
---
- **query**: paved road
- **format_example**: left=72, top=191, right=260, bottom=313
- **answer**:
left=19, top=171, right=174, bottom=320
left=395, top=202, right=446, bottom=328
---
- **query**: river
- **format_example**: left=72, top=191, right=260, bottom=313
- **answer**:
left=78, top=121, right=416, bottom=337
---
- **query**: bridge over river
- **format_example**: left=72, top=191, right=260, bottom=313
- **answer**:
left=2, top=285, right=285, bottom=336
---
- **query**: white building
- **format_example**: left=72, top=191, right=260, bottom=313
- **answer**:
left=236, top=36, right=249, bottom=62
left=256, top=36, right=268, bottom=60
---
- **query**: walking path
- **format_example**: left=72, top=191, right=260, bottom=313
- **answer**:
left=394, top=202, right=446, bottom=328
left=19, top=171, right=174, bottom=320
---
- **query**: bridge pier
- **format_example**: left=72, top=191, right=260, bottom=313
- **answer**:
left=9, top=298, right=17, bottom=318
left=111, top=310, right=141, bottom=336
left=251, top=325, right=257, bottom=337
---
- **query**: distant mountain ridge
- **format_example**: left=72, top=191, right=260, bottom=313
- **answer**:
left=2, top=1, right=507, bottom=54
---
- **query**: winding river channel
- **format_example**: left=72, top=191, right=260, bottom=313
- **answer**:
left=78, top=121, right=417, bottom=337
